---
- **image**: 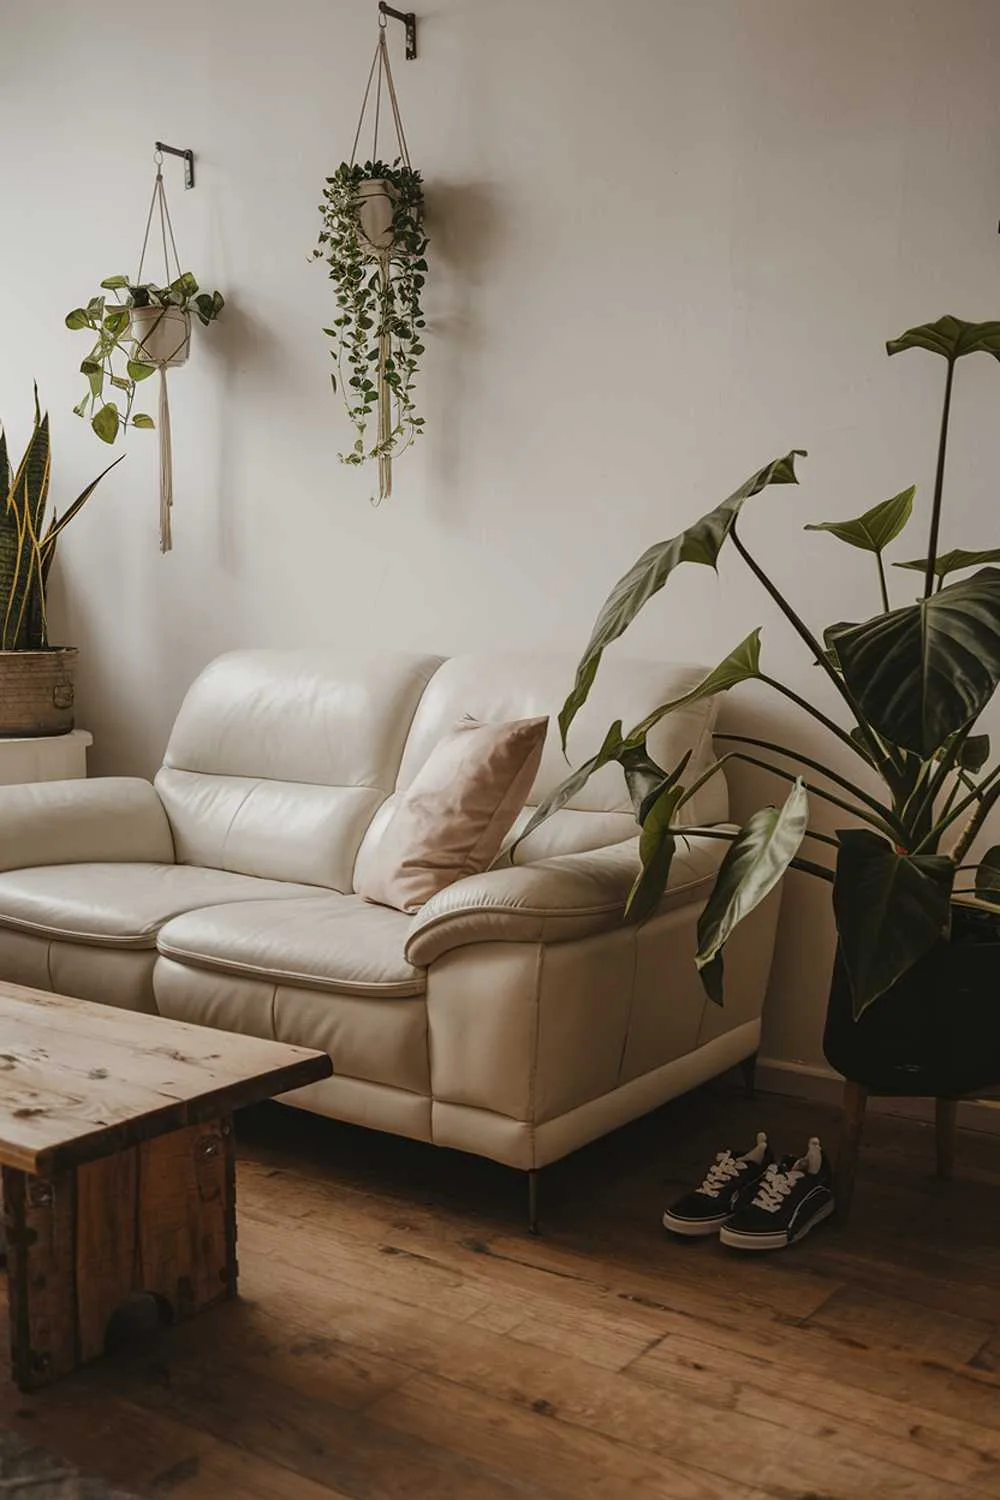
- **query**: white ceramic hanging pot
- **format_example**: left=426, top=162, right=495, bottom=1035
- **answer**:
left=130, top=304, right=190, bottom=368
left=356, top=178, right=396, bottom=255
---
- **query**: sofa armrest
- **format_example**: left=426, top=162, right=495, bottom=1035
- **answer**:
left=0, top=777, right=175, bottom=873
left=404, top=833, right=727, bottom=967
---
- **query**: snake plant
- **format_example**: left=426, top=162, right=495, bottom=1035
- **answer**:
left=0, top=390, right=120, bottom=650
left=523, top=316, right=1000, bottom=1021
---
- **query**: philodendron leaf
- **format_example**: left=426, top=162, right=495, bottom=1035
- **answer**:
left=886, top=316, right=1000, bottom=364
left=511, top=721, right=624, bottom=853
left=625, top=783, right=683, bottom=924
left=126, top=360, right=157, bottom=383
left=830, top=568, right=1000, bottom=756
left=626, top=630, right=762, bottom=743
left=65, top=308, right=92, bottom=331
left=695, top=780, right=809, bottom=1004
left=893, top=548, right=1000, bottom=582
left=131, top=414, right=155, bottom=429
left=558, top=451, right=805, bottom=747
left=99, top=275, right=129, bottom=290
left=974, top=847, right=1000, bottom=906
left=804, top=486, right=915, bottom=554
left=620, top=742, right=690, bottom=825
left=957, top=733, right=990, bottom=773
left=833, top=828, right=953, bottom=1017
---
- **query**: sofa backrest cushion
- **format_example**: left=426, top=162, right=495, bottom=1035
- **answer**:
left=353, top=652, right=728, bottom=883
left=156, top=649, right=442, bottom=889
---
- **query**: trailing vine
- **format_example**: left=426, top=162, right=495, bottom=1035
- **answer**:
left=314, top=158, right=427, bottom=500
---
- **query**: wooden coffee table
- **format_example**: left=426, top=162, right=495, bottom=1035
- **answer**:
left=0, top=980, right=332, bottom=1391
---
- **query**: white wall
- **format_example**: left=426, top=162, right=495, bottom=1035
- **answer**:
left=2, top=0, right=1000, bottom=1070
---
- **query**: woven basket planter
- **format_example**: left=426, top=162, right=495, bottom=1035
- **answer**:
left=0, top=649, right=77, bottom=736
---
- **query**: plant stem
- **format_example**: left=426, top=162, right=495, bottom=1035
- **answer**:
left=875, top=552, right=891, bottom=613
left=924, top=358, right=955, bottom=600
left=729, top=523, right=903, bottom=784
left=713, top=733, right=901, bottom=827
left=723, top=751, right=897, bottom=842
left=949, top=780, right=1000, bottom=865
left=756, top=673, right=867, bottom=761
left=915, top=761, right=1000, bottom=853
left=673, top=825, right=835, bottom=883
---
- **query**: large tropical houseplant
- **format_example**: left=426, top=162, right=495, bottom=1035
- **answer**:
left=523, top=316, right=1000, bottom=1096
left=0, top=391, right=119, bottom=735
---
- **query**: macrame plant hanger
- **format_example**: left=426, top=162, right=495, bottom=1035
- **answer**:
left=350, top=16, right=412, bottom=504
left=135, top=152, right=184, bottom=553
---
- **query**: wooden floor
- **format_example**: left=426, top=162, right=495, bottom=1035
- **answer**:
left=3, top=1080, right=1000, bottom=1499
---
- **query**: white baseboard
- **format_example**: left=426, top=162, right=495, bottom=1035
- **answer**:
left=756, top=1055, right=1000, bottom=1136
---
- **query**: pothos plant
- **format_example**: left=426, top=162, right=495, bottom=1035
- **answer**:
left=65, top=273, right=224, bottom=445
left=314, top=159, right=427, bottom=500
left=520, top=316, right=1000, bottom=1022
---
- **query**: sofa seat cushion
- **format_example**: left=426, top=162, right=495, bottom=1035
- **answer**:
left=157, top=895, right=424, bottom=997
left=0, top=864, right=322, bottom=949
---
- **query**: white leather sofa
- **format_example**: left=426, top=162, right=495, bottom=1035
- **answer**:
left=0, top=650, right=780, bottom=1179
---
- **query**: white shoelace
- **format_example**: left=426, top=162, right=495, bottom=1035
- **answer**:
left=752, top=1162, right=802, bottom=1213
left=697, top=1152, right=744, bottom=1200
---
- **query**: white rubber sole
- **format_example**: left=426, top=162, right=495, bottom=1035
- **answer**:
left=718, top=1197, right=835, bottom=1252
left=662, top=1211, right=728, bottom=1237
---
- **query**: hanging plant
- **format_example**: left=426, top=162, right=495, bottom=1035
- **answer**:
left=313, top=24, right=428, bottom=503
left=65, top=274, right=224, bottom=446
left=63, top=153, right=224, bottom=552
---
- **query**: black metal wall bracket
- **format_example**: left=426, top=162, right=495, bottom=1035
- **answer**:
left=155, top=141, right=195, bottom=189
left=378, top=2, right=417, bottom=60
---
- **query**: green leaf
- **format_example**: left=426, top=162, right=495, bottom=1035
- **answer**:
left=626, top=630, right=763, bottom=743
left=625, top=784, right=683, bottom=923
left=102, top=307, right=130, bottom=338
left=886, top=316, right=1000, bottom=364
left=99, top=275, right=129, bottom=289
left=958, top=734, right=990, bottom=773
left=830, top=568, right=1000, bottom=756
left=512, top=722, right=625, bottom=853
left=64, top=308, right=91, bottom=331
left=91, top=404, right=119, bottom=444
left=694, top=781, right=809, bottom=1003
left=126, top=359, right=156, bottom=382
left=804, top=486, right=915, bottom=554
left=833, top=829, right=954, bottom=1017
left=0, top=409, right=51, bottom=649
left=131, top=414, right=154, bottom=429
left=893, top=548, right=1000, bottom=581
left=974, top=847, right=1000, bottom=905
left=557, top=452, right=806, bottom=748
left=169, top=271, right=199, bottom=300
left=621, top=745, right=689, bottom=826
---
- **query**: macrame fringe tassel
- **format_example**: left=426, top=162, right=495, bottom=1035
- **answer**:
left=374, top=255, right=392, bottom=506
left=158, top=367, right=174, bottom=553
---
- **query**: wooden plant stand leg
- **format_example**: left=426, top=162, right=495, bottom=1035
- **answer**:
left=4, top=1116, right=236, bottom=1392
left=935, top=1098, right=958, bottom=1181
left=835, top=1080, right=869, bottom=1221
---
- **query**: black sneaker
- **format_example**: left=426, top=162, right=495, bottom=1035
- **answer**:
left=719, top=1137, right=835, bottom=1251
left=662, top=1132, right=772, bottom=1236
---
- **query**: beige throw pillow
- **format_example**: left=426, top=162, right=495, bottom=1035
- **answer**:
left=359, top=716, right=548, bottom=913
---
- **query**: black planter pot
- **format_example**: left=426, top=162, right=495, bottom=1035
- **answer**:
left=823, top=904, right=1000, bottom=1097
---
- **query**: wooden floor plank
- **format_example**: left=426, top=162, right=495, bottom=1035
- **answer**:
left=2, top=1084, right=1000, bottom=1500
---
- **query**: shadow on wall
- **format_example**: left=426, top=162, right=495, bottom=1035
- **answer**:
left=422, top=180, right=504, bottom=520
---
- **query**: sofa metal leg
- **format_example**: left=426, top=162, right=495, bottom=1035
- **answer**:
left=740, top=1051, right=758, bottom=1100
left=527, top=1169, right=540, bottom=1236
